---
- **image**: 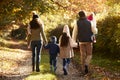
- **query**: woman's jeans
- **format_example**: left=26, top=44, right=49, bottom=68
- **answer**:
left=31, top=40, right=42, bottom=71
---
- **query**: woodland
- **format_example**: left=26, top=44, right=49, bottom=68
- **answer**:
left=0, top=0, right=120, bottom=80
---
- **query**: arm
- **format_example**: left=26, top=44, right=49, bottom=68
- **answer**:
left=40, top=24, right=47, bottom=44
left=69, top=38, right=78, bottom=48
left=27, top=24, right=31, bottom=48
left=72, top=21, right=78, bottom=42
left=91, top=18, right=98, bottom=34
left=44, top=43, right=50, bottom=49
left=27, top=24, right=31, bottom=34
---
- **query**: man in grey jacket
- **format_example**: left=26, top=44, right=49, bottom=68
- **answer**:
left=72, top=11, right=98, bottom=75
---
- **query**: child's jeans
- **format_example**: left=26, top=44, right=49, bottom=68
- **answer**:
left=49, top=55, right=57, bottom=68
left=63, top=58, right=70, bottom=69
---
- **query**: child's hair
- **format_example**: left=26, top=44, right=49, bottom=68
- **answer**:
left=50, top=36, right=57, bottom=43
left=60, top=32, right=69, bottom=47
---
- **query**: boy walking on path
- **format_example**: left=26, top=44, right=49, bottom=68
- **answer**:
left=44, top=36, right=60, bottom=72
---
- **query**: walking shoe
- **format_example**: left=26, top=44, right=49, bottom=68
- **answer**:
left=36, top=68, right=40, bottom=72
left=85, top=65, right=88, bottom=74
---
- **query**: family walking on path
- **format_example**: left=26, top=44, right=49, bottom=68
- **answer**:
left=27, top=10, right=98, bottom=76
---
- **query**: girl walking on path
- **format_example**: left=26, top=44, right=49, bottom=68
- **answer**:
left=27, top=13, right=47, bottom=72
left=59, top=25, right=77, bottom=75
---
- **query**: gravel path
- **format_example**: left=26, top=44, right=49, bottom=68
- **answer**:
left=56, top=57, right=87, bottom=80
left=0, top=40, right=119, bottom=80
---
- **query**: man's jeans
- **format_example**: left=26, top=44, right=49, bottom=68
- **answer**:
left=31, top=40, right=42, bottom=71
left=79, top=42, right=93, bottom=71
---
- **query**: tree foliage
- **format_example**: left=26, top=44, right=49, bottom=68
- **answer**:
left=94, top=3, right=120, bottom=59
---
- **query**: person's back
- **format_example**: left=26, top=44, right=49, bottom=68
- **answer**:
left=27, top=14, right=47, bottom=72
left=72, top=11, right=98, bottom=75
left=77, top=18, right=93, bottom=42
left=45, top=42, right=59, bottom=56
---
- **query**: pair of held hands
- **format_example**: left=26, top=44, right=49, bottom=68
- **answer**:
left=27, top=42, right=47, bottom=49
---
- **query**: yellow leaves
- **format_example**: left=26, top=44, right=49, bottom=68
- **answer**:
left=12, top=8, right=21, bottom=13
left=101, top=76, right=110, bottom=80
left=0, top=60, right=18, bottom=73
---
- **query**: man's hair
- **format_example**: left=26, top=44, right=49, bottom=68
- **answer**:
left=78, top=11, right=86, bottom=18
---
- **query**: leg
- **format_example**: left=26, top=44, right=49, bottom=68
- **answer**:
left=79, top=44, right=86, bottom=72
left=66, top=58, right=70, bottom=65
left=49, top=55, right=53, bottom=71
left=63, top=58, right=68, bottom=75
left=53, top=56, right=57, bottom=72
left=31, top=41, right=36, bottom=71
left=36, top=41, right=42, bottom=72
left=85, top=43, right=93, bottom=74
left=66, top=58, right=70, bottom=68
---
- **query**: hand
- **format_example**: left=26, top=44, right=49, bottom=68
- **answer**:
left=28, top=45, right=31, bottom=49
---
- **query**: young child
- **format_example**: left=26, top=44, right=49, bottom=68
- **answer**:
left=59, top=25, right=77, bottom=75
left=44, top=36, right=60, bottom=72
left=87, top=12, right=98, bottom=43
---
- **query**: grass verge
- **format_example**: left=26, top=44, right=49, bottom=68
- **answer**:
left=25, top=52, right=57, bottom=80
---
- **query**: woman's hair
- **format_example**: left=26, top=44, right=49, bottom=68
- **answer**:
left=30, top=14, right=41, bottom=29
left=60, top=32, right=69, bottom=47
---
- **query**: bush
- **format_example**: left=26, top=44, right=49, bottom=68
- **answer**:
left=11, top=27, right=27, bottom=40
left=47, top=24, right=73, bottom=42
left=94, top=13, right=120, bottom=59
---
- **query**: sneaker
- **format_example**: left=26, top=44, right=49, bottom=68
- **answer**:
left=36, top=69, right=40, bottom=72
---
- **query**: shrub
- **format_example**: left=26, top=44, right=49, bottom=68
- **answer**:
left=47, top=24, right=73, bottom=43
left=94, top=13, right=120, bottom=59
left=11, top=27, right=26, bottom=40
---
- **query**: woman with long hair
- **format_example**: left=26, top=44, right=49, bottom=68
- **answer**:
left=27, top=13, right=47, bottom=72
left=59, top=25, right=77, bottom=75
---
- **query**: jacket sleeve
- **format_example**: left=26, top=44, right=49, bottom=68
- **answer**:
left=91, top=19, right=98, bottom=34
left=69, top=38, right=78, bottom=48
left=72, top=21, right=78, bottom=42
left=27, top=34, right=31, bottom=46
left=44, top=44, right=50, bottom=49
left=27, top=24, right=31, bottom=46
left=40, top=23, right=47, bottom=44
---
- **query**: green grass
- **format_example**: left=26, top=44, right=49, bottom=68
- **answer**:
left=73, top=52, right=120, bottom=73
left=92, top=54, right=120, bottom=73
left=25, top=53, right=57, bottom=80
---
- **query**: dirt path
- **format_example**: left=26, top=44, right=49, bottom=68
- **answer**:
left=0, top=39, right=87, bottom=80
left=0, top=39, right=119, bottom=80
left=0, top=40, right=32, bottom=80
left=56, top=58, right=85, bottom=80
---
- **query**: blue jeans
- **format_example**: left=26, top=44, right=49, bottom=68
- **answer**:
left=31, top=40, right=42, bottom=71
left=49, top=55, right=57, bottom=68
left=63, top=58, right=70, bottom=68
left=63, top=58, right=70, bottom=75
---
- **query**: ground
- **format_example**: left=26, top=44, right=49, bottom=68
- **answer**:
left=0, top=39, right=120, bottom=80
